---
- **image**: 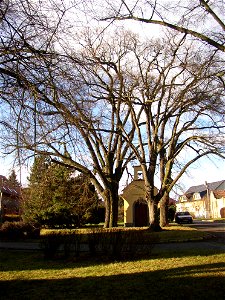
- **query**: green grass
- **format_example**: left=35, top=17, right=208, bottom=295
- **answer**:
left=0, top=225, right=222, bottom=299
left=1, top=247, right=225, bottom=300
left=158, top=224, right=211, bottom=241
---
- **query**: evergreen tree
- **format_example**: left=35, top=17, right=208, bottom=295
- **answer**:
left=23, top=155, right=101, bottom=227
left=7, top=170, right=21, bottom=192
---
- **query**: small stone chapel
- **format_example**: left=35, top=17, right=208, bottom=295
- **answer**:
left=121, top=166, right=158, bottom=227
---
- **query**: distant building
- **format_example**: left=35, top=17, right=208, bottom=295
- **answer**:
left=177, top=180, right=225, bottom=219
left=0, top=175, right=21, bottom=219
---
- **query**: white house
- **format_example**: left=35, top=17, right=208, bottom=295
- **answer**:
left=177, top=180, right=225, bottom=219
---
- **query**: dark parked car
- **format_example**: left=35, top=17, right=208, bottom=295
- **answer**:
left=175, top=211, right=193, bottom=224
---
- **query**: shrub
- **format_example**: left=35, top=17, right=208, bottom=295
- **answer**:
left=40, top=228, right=159, bottom=260
left=2, top=214, right=21, bottom=223
left=0, top=221, right=40, bottom=239
left=35, top=205, right=80, bottom=228
left=168, top=205, right=176, bottom=222
left=40, top=233, right=63, bottom=259
left=95, top=228, right=158, bottom=260
left=0, top=221, right=24, bottom=239
left=40, top=230, right=82, bottom=259
left=84, top=206, right=105, bottom=225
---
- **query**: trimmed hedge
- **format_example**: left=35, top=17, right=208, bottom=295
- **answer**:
left=2, top=214, right=21, bottom=223
left=40, top=228, right=159, bottom=260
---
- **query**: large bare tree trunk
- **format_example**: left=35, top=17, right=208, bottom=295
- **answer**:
left=148, top=199, right=161, bottom=231
left=160, top=193, right=169, bottom=227
left=103, top=194, right=110, bottom=228
left=146, top=186, right=161, bottom=231
left=103, top=182, right=119, bottom=228
left=109, top=193, right=119, bottom=228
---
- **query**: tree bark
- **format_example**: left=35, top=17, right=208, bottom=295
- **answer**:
left=103, top=194, right=110, bottom=228
left=109, top=193, right=119, bottom=228
left=160, top=193, right=170, bottom=227
left=147, top=196, right=161, bottom=231
left=103, top=181, right=119, bottom=228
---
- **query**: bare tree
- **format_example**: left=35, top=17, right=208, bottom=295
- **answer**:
left=65, top=29, right=225, bottom=229
left=100, top=0, right=225, bottom=52
left=119, top=32, right=225, bottom=229
left=1, top=1, right=225, bottom=230
left=0, top=15, right=137, bottom=227
left=73, top=29, right=224, bottom=230
left=89, top=0, right=225, bottom=226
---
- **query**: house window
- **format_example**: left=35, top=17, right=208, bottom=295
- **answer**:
left=193, top=193, right=200, bottom=200
left=179, top=196, right=187, bottom=202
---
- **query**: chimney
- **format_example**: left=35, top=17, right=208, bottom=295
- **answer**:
left=133, top=166, right=143, bottom=180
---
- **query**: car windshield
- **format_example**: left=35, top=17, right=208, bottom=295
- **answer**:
left=178, top=212, right=190, bottom=216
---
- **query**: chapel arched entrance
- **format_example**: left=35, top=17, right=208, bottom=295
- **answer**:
left=134, top=199, right=149, bottom=227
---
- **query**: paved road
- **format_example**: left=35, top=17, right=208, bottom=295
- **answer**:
left=185, top=220, right=225, bottom=244
left=154, top=221, right=225, bottom=253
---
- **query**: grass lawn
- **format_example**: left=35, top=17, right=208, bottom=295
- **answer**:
left=1, top=247, right=225, bottom=300
left=0, top=225, right=224, bottom=299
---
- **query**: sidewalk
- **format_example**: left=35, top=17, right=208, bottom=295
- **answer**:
left=1, top=239, right=225, bottom=252
left=153, top=240, right=225, bottom=252
left=0, top=240, right=41, bottom=250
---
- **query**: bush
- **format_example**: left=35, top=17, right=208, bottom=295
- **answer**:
left=40, top=230, right=82, bottom=259
left=41, top=233, right=64, bottom=259
left=35, top=205, right=80, bottom=228
left=168, top=205, right=176, bottom=222
left=40, top=228, right=159, bottom=260
left=84, top=206, right=105, bottom=225
left=2, top=214, right=21, bottom=223
left=33, top=203, right=105, bottom=229
left=0, top=221, right=40, bottom=239
left=86, top=228, right=158, bottom=260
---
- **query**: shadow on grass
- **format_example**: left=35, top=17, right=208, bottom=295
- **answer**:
left=0, top=262, right=225, bottom=300
left=1, top=247, right=225, bottom=272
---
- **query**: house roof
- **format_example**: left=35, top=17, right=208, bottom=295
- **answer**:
left=185, top=180, right=225, bottom=194
left=0, top=174, right=20, bottom=196
left=213, top=190, right=225, bottom=199
left=0, top=175, right=7, bottom=183
left=0, top=186, right=20, bottom=196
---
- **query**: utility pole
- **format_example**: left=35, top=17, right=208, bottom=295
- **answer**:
left=205, top=181, right=211, bottom=219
